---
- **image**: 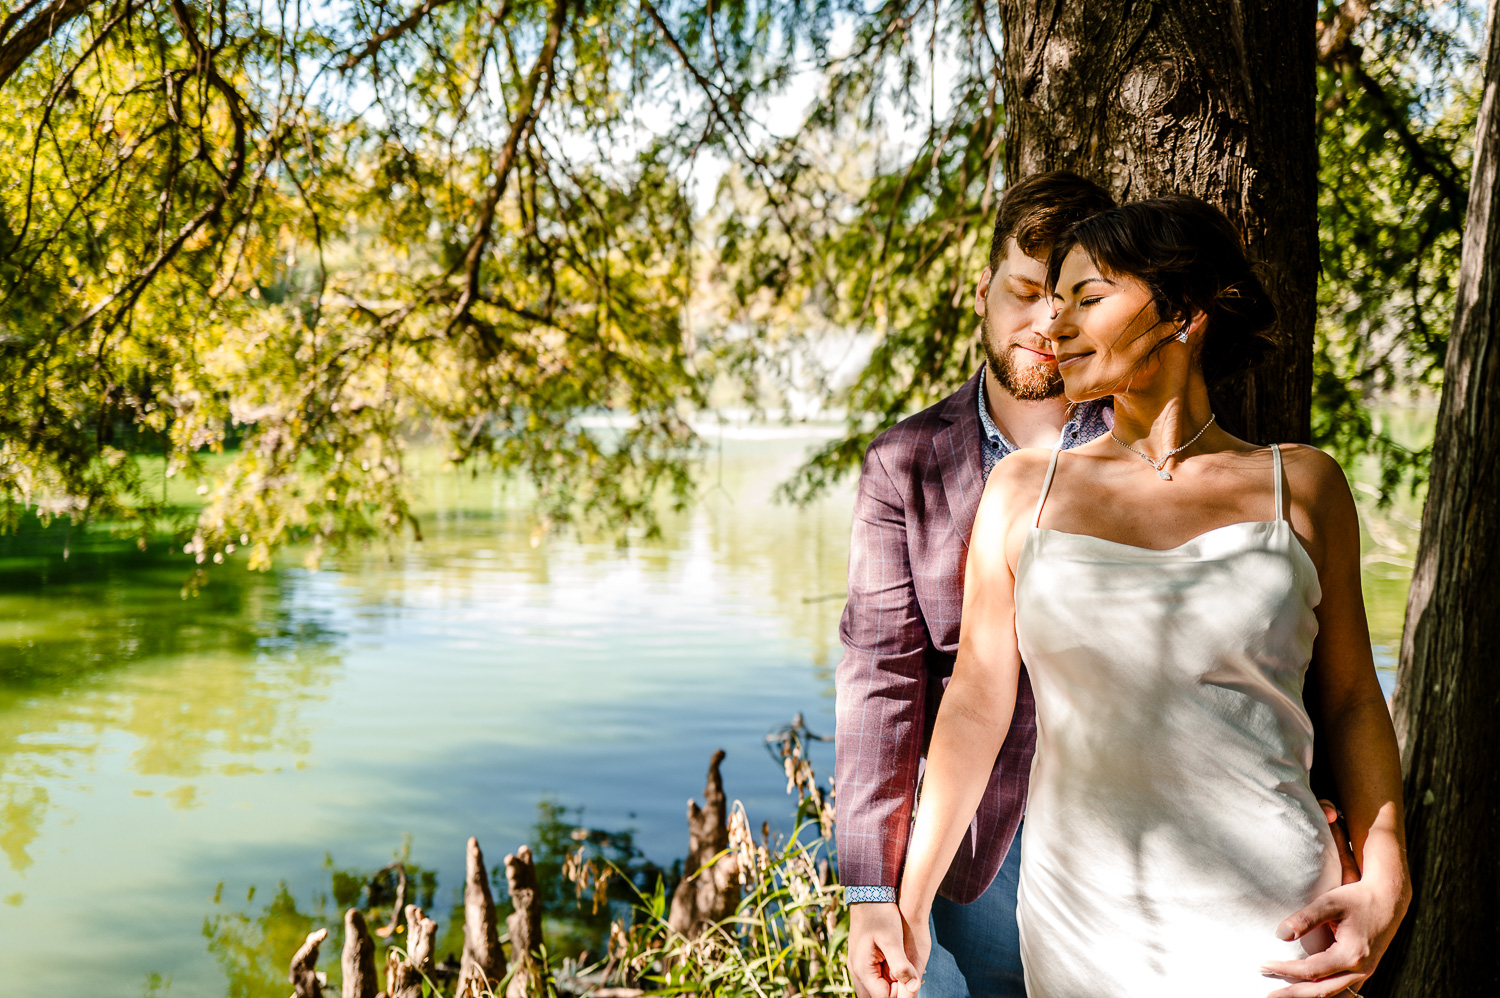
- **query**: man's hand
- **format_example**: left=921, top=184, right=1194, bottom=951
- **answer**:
left=1260, top=877, right=1408, bottom=998
left=1320, top=799, right=1360, bottom=886
left=848, top=902, right=923, bottom=998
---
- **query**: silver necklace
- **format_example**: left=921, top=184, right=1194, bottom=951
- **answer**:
left=1110, top=414, right=1216, bottom=481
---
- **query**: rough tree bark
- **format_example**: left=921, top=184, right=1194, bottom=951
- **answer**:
left=1367, top=5, right=1500, bottom=995
left=340, top=909, right=378, bottom=998
left=457, top=836, right=508, bottom=998
left=666, top=749, right=740, bottom=940
left=999, top=0, right=1318, bottom=444
left=505, top=845, right=546, bottom=998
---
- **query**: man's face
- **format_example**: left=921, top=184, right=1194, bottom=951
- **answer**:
left=974, top=237, right=1065, bottom=401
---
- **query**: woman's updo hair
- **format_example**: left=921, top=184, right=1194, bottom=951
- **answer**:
left=1045, top=194, right=1279, bottom=384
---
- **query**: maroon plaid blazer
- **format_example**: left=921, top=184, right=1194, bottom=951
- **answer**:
left=834, top=372, right=1036, bottom=905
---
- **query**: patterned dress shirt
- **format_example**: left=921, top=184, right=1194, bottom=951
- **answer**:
left=976, top=365, right=1113, bottom=481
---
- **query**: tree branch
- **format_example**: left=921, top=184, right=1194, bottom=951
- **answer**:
left=0, top=0, right=98, bottom=89
left=444, top=0, right=568, bottom=335
left=0, top=0, right=50, bottom=48
left=62, top=0, right=250, bottom=338
left=1316, top=0, right=1371, bottom=65
left=1349, top=59, right=1469, bottom=215
left=337, top=0, right=463, bottom=72
left=1317, top=0, right=1467, bottom=214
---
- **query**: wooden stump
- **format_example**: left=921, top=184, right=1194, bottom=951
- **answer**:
left=456, top=836, right=507, bottom=998
left=382, top=904, right=437, bottom=998
left=383, top=947, right=422, bottom=998
left=505, top=845, right=545, bottom=998
left=667, top=749, right=739, bottom=939
left=405, top=904, right=438, bottom=973
left=341, top=909, right=378, bottom=998
left=289, top=927, right=328, bottom=998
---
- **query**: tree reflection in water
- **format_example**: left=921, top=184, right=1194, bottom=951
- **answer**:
left=0, top=523, right=342, bottom=874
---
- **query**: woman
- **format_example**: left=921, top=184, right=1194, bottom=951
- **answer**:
left=893, top=196, right=1408, bottom=998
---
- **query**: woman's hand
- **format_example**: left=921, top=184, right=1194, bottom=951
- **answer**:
left=893, top=901, right=931, bottom=998
left=1259, top=873, right=1411, bottom=998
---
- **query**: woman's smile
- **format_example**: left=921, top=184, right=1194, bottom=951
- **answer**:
left=1045, top=246, right=1179, bottom=400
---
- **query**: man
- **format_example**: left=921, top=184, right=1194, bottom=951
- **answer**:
left=836, top=172, right=1116, bottom=998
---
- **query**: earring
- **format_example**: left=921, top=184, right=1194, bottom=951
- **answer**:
left=1175, top=323, right=1190, bottom=343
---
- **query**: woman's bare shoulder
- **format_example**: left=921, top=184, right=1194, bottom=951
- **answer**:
left=975, top=448, right=1054, bottom=529
left=985, top=447, right=1056, bottom=497
left=1275, top=443, right=1354, bottom=503
left=967, top=448, right=1056, bottom=571
left=1273, top=444, right=1359, bottom=561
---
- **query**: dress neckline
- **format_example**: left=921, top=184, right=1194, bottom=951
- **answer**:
left=1023, top=519, right=1319, bottom=579
left=1030, top=518, right=1280, bottom=554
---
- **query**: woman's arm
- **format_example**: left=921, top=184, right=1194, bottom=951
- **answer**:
left=1263, top=449, right=1410, bottom=998
left=893, top=462, right=1031, bottom=986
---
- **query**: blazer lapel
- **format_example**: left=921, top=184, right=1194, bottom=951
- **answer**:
left=934, top=374, right=986, bottom=548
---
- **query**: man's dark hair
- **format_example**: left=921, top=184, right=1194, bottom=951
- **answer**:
left=988, top=171, right=1116, bottom=270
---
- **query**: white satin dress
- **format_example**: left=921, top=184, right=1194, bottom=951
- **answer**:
left=1012, top=444, right=1340, bottom=997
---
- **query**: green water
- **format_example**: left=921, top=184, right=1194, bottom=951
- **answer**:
left=1347, top=406, right=1435, bottom=681
left=0, top=431, right=852, bottom=994
left=0, top=422, right=1426, bottom=994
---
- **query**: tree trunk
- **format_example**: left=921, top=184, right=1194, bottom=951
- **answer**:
left=999, top=0, right=1318, bottom=444
left=1367, top=5, right=1500, bottom=995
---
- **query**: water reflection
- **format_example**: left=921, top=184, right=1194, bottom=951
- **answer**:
left=0, top=532, right=343, bottom=873
left=0, top=434, right=850, bottom=996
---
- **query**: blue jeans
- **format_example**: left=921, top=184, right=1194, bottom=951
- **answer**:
left=921, top=823, right=1025, bottom=998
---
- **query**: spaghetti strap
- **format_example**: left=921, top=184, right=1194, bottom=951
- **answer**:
left=1033, top=447, right=1063, bottom=528
left=1270, top=444, right=1285, bottom=523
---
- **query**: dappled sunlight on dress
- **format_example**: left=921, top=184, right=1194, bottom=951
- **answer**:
left=1012, top=444, right=1340, bottom=997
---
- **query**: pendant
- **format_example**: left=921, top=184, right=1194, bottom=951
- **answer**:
left=1157, top=469, right=1172, bottom=480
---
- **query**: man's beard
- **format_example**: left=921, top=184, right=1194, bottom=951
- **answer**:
left=981, top=315, right=1065, bottom=401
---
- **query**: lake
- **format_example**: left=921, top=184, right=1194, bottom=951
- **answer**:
left=0, top=424, right=1422, bottom=995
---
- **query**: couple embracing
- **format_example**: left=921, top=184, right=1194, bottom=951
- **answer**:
left=834, top=174, right=1410, bottom=998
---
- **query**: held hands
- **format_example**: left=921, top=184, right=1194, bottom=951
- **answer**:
left=1320, top=800, right=1362, bottom=888
left=847, top=902, right=929, bottom=998
left=1259, top=801, right=1409, bottom=998
left=896, top=900, right=931, bottom=998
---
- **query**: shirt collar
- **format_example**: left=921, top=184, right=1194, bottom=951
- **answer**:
left=976, top=366, right=1013, bottom=453
left=975, top=363, right=1112, bottom=455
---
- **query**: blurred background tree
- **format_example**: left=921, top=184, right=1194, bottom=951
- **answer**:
left=0, top=0, right=731, bottom=568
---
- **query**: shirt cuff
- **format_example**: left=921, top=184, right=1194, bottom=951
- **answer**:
left=844, top=885, right=898, bottom=904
